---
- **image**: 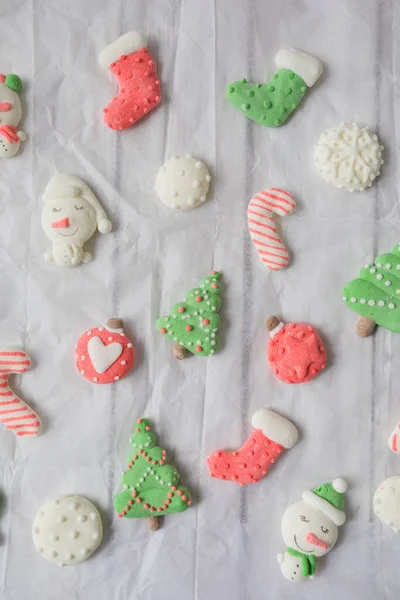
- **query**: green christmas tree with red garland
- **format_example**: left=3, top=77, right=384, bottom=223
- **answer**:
left=156, top=271, right=222, bottom=360
left=114, top=418, right=191, bottom=531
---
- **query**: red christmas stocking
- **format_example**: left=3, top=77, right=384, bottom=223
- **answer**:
left=99, top=32, right=161, bottom=131
left=207, top=409, right=298, bottom=486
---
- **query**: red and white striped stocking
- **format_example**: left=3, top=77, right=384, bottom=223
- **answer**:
left=0, top=349, right=41, bottom=437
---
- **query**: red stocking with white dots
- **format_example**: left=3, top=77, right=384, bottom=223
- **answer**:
left=99, top=32, right=161, bottom=131
left=207, top=409, right=298, bottom=486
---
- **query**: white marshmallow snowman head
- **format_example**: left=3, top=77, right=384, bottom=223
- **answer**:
left=41, top=174, right=112, bottom=246
left=42, top=195, right=98, bottom=246
left=281, top=479, right=347, bottom=558
left=281, top=500, right=338, bottom=558
left=0, top=75, right=22, bottom=127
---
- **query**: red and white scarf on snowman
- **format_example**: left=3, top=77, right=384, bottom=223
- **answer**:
left=0, top=124, right=19, bottom=144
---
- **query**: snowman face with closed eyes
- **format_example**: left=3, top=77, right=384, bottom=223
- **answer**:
left=0, top=83, right=22, bottom=127
left=281, top=500, right=338, bottom=558
left=41, top=196, right=97, bottom=246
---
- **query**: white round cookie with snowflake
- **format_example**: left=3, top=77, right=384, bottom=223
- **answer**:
left=374, top=476, right=400, bottom=533
left=155, top=154, right=211, bottom=211
left=314, top=123, right=383, bottom=192
left=32, top=496, right=103, bottom=566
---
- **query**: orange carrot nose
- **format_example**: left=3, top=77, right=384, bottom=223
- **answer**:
left=51, top=217, right=70, bottom=229
left=306, top=532, right=329, bottom=550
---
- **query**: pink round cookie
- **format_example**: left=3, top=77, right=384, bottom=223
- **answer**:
left=267, top=317, right=326, bottom=384
left=75, top=318, right=134, bottom=384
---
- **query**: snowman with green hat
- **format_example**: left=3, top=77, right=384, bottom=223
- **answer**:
left=277, top=478, right=347, bottom=583
left=0, top=74, right=26, bottom=158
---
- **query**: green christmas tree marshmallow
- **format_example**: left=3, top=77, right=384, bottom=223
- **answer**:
left=226, top=48, right=323, bottom=128
left=114, top=418, right=191, bottom=531
left=156, top=271, right=222, bottom=359
left=343, top=244, right=400, bottom=336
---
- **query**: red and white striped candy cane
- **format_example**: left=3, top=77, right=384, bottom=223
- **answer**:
left=389, top=421, right=400, bottom=453
left=0, top=349, right=41, bottom=437
left=247, top=187, right=296, bottom=271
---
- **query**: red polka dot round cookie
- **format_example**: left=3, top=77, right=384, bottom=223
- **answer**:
left=266, top=316, right=326, bottom=384
left=75, top=318, right=134, bottom=384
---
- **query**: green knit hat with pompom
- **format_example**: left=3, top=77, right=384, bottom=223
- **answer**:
left=4, top=74, right=22, bottom=94
left=302, top=478, right=347, bottom=526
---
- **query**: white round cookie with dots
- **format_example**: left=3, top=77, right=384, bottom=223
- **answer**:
left=374, top=476, right=400, bottom=532
left=155, top=154, right=211, bottom=211
left=314, top=123, right=384, bottom=192
left=32, top=496, right=103, bottom=566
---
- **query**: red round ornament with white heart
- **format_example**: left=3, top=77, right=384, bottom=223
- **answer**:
left=75, top=319, right=134, bottom=384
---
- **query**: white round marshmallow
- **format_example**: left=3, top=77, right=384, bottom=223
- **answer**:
left=314, top=123, right=383, bottom=192
left=155, top=154, right=211, bottom=211
left=374, top=476, right=400, bottom=533
left=32, top=496, right=103, bottom=566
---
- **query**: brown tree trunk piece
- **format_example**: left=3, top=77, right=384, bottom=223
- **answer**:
left=172, top=343, right=187, bottom=360
left=146, top=516, right=161, bottom=531
left=356, top=316, right=376, bottom=338
left=265, top=316, right=280, bottom=332
left=107, top=318, right=124, bottom=329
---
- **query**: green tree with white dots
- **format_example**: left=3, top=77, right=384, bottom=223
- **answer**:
left=156, top=271, right=222, bottom=360
left=343, top=244, right=400, bottom=336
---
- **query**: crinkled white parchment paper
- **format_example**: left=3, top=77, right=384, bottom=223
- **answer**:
left=0, top=0, right=399, bottom=598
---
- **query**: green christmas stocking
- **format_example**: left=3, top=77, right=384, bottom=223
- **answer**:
left=226, top=48, right=323, bottom=128
left=156, top=271, right=222, bottom=359
left=114, top=418, right=191, bottom=531
left=343, top=244, right=400, bottom=336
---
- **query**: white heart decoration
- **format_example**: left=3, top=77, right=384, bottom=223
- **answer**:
left=87, top=336, right=123, bottom=374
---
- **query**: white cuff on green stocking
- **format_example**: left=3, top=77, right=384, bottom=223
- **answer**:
left=275, top=48, right=323, bottom=87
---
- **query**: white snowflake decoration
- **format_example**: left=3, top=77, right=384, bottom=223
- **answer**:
left=314, top=123, right=384, bottom=192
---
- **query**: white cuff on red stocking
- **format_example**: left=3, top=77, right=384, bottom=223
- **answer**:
left=251, top=409, right=298, bottom=449
left=99, top=32, right=147, bottom=69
